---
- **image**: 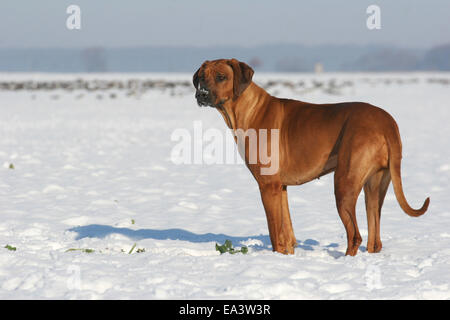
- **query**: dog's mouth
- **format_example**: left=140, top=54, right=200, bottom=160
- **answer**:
left=196, top=96, right=227, bottom=109
left=196, top=99, right=210, bottom=107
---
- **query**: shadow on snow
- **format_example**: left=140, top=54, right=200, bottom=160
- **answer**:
left=68, top=224, right=343, bottom=257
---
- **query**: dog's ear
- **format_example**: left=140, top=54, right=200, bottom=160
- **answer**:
left=193, top=60, right=210, bottom=89
left=227, top=59, right=254, bottom=100
left=192, top=67, right=200, bottom=89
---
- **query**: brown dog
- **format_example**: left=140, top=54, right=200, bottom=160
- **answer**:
left=193, top=58, right=429, bottom=256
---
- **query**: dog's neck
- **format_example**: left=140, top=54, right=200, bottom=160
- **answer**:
left=217, top=82, right=271, bottom=132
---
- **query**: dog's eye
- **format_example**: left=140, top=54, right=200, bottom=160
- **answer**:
left=216, top=74, right=226, bottom=82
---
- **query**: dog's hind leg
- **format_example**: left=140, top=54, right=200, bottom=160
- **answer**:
left=334, top=178, right=363, bottom=256
left=333, top=143, right=373, bottom=256
left=364, top=169, right=391, bottom=253
left=333, top=127, right=389, bottom=256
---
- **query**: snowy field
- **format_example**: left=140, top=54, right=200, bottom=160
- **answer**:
left=0, top=72, right=449, bottom=299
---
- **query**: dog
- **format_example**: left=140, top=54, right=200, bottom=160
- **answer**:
left=193, top=58, right=429, bottom=256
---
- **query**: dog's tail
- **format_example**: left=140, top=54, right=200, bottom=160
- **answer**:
left=386, top=125, right=430, bottom=217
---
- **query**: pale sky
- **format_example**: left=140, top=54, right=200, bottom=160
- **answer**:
left=0, top=0, right=449, bottom=48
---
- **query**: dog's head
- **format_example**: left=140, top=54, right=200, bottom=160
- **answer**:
left=193, top=58, right=254, bottom=108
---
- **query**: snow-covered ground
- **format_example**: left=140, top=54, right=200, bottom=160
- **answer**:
left=0, top=72, right=449, bottom=299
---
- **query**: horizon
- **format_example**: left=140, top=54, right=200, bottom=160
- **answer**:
left=1, top=43, right=448, bottom=72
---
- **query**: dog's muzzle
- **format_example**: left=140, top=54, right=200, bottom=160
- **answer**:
left=195, top=87, right=211, bottom=107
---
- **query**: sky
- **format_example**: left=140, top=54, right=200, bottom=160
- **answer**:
left=0, top=0, right=449, bottom=49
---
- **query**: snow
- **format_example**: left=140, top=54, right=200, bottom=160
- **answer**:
left=0, top=72, right=449, bottom=299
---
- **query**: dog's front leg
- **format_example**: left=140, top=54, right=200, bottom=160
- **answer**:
left=258, top=182, right=297, bottom=254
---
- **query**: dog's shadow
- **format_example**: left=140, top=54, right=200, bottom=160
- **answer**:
left=68, top=224, right=342, bottom=257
